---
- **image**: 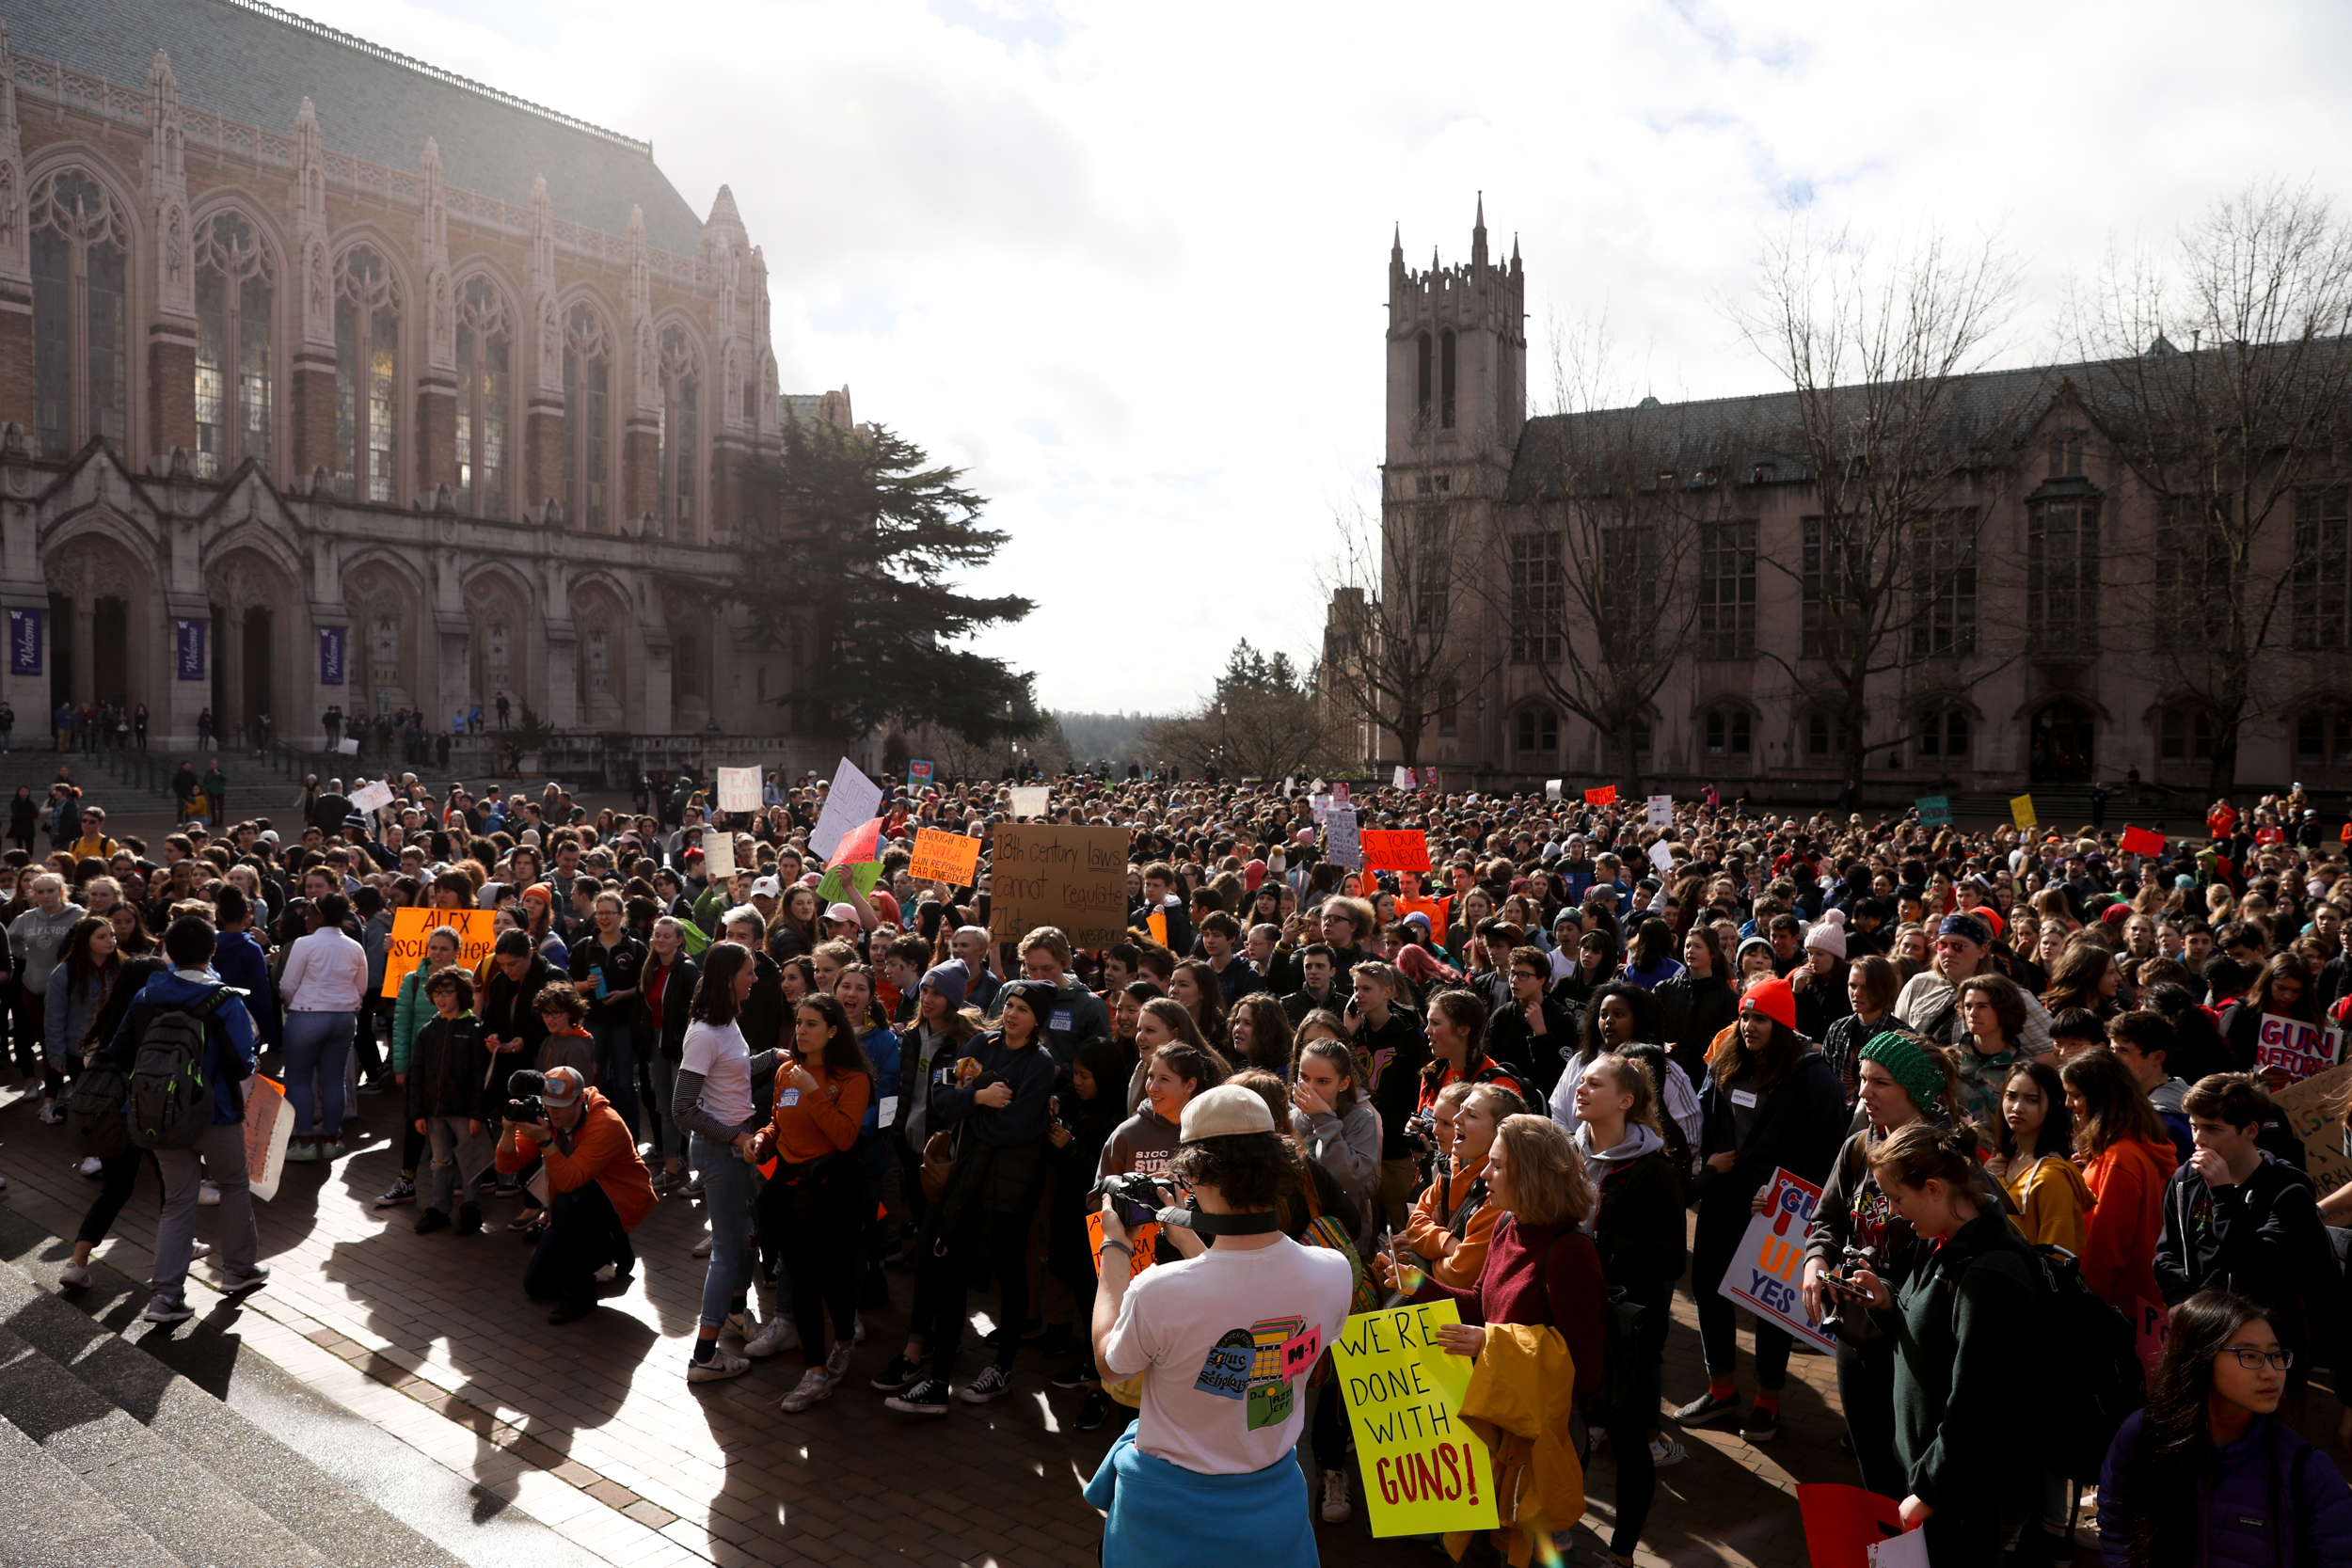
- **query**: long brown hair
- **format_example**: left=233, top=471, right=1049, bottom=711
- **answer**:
left=689, top=941, right=753, bottom=1026
left=2059, top=1047, right=2167, bottom=1157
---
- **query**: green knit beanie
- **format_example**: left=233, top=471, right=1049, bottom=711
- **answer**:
left=1858, top=1030, right=1946, bottom=1114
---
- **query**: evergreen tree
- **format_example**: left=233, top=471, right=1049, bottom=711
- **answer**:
left=732, top=414, right=1040, bottom=743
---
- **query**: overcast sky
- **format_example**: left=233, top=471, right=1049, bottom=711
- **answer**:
left=289, top=0, right=2352, bottom=715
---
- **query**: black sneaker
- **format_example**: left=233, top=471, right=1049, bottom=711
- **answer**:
left=1740, top=1402, right=1781, bottom=1444
left=454, top=1205, right=483, bottom=1236
left=1674, top=1390, right=1741, bottom=1428
left=1039, top=1323, right=1074, bottom=1359
left=1049, top=1359, right=1096, bottom=1390
left=868, top=1353, right=921, bottom=1393
left=1075, top=1389, right=1111, bottom=1431
left=884, top=1377, right=951, bottom=1415
left=959, top=1364, right=1012, bottom=1403
left=414, top=1208, right=450, bottom=1234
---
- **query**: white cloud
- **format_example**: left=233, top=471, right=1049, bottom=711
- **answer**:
left=284, top=0, right=2352, bottom=710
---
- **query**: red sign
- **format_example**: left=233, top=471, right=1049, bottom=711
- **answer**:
left=1360, top=830, right=1431, bottom=874
left=2119, top=826, right=2166, bottom=857
left=1584, top=785, right=1617, bottom=806
left=1797, top=1483, right=1908, bottom=1568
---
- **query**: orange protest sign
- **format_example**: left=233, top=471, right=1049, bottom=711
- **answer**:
left=907, top=827, right=980, bottom=885
left=1086, top=1211, right=1158, bottom=1280
left=380, top=907, right=499, bottom=997
left=1360, top=830, right=1430, bottom=873
left=1584, top=785, right=1617, bottom=806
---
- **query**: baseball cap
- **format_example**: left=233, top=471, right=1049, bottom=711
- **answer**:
left=539, top=1067, right=584, bottom=1110
left=1180, top=1083, right=1278, bottom=1142
left=751, top=876, right=783, bottom=898
left=826, top=902, right=858, bottom=924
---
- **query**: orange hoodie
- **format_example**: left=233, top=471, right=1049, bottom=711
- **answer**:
left=495, top=1086, right=657, bottom=1231
left=2077, top=1136, right=2171, bottom=1314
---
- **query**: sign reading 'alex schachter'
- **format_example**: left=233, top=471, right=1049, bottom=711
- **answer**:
left=989, top=825, right=1131, bottom=948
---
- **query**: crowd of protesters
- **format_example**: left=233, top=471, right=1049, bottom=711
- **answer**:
left=7, top=764, right=2352, bottom=1564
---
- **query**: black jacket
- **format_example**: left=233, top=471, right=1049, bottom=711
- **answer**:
left=2154, top=1150, right=2336, bottom=1358
left=405, top=1014, right=500, bottom=1123
left=1693, top=1048, right=1849, bottom=1204
left=1486, top=994, right=1577, bottom=1099
left=1653, top=969, right=1736, bottom=1084
left=1590, top=1146, right=1688, bottom=1317
left=636, top=952, right=698, bottom=1064
left=1280, top=983, right=1343, bottom=1026
left=481, top=955, right=554, bottom=1065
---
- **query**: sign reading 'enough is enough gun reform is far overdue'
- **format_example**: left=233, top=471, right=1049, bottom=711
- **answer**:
left=988, top=825, right=1131, bottom=949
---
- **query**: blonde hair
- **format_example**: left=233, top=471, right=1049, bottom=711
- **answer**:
left=1492, top=1114, right=1593, bottom=1227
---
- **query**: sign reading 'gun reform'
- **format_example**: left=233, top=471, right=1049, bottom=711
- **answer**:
left=988, top=825, right=1131, bottom=949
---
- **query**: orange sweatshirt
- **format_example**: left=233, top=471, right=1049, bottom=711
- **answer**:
left=754, top=1058, right=869, bottom=1166
left=1403, top=1155, right=1502, bottom=1290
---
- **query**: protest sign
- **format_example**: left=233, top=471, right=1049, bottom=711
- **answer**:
left=1085, top=1211, right=1159, bottom=1281
left=335, top=736, right=359, bottom=755
left=1332, top=1299, right=1499, bottom=1538
left=2133, top=1295, right=2169, bottom=1377
left=2271, top=1060, right=2352, bottom=1191
left=380, top=907, right=498, bottom=997
left=815, top=859, right=882, bottom=908
left=808, top=757, right=883, bottom=861
left=1797, top=1483, right=1907, bottom=1568
left=1332, top=782, right=1350, bottom=804
left=907, top=759, right=934, bottom=791
left=2120, top=825, right=2166, bottom=857
left=243, top=1073, right=291, bottom=1202
left=2255, top=1013, right=2334, bottom=1083
left=349, top=781, right=394, bottom=815
left=702, top=833, right=736, bottom=880
left=1868, top=1529, right=1931, bottom=1568
left=1009, top=785, right=1050, bottom=819
left=1325, top=807, right=1362, bottom=869
left=1545, top=780, right=1562, bottom=801
left=1717, top=1166, right=1838, bottom=1354
left=1914, top=795, right=1951, bottom=826
left=989, top=824, right=1129, bottom=948
left=1584, top=785, right=1617, bottom=806
left=829, top=816, right=882, bottom=867
left=1648, top=839, right=1676, bottom=875
left=1361, top=830, right=1431, bottom=874
left=907, top=827, right=981, bottom=886
left=716, top=766, right=761, bottom=814
left=1392, top=765, right=1416, bottom=789
left=2010, top=794, right=2038, bottom=830
left=1646, top=794, right=1672, bottom=827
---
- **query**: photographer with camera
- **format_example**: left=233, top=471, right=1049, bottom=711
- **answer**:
left=1085, top=1084, right=1354, bottom=1568
left=494, top=1064, right=656, bottom=1323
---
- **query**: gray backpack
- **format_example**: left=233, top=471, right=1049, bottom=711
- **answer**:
left=124, top=988, right=238, bottom=1150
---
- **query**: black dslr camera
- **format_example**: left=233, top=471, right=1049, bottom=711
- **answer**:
left=506, top=1069, right=548, bottom=1125
left=1091, top=1171, right=1172, bottom=1229
left=1818, top=1243, right=1882, bottom=1338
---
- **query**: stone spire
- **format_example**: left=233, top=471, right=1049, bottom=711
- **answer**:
left=148, top=52, right=191, bottom=317
left=1471, top=190, right=1487, bottom=270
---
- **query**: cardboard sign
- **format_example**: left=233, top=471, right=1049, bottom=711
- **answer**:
left=1085, top=1210, right=1159, bottom=1280
left=989, top=824, right=1131, bottom=948
left=2255, top=1012, right=2335, bottom=1083
left=1325, top=807, right=1362, bottom=870
left=1009, top=785, right=1050, bottom=820
left=1914, top=795, right=1952, bottom=826
left=1584, top=785, right=1616, bottom=806
left=815, top=859, right=882, bottom=908
left=1797, top=1483, right=1908, bottom=1568
left=2271, top=1060, right=2352, bottom=1191
left=716, top=766, right=762, bottom=815
left=1718, top=1166, right=1838, bottom=1354
left=380, top=908, right=499, bottom=997
left=809, top=757, right=883, bottom=861
left=1646, top=794, right=1672, bottom=827
left=242, top=1073, right=291, bottom=1203
left=1331, top=1300, right=1500, bottom=1538
left=2010, top=794, right=2038, bottom=830
left=907, top=827, right=981, bottom=886
left=702, top=834, right=736, bottom=880
left=2119, top=825, right=2166, bottom=857
left=1361, top=830, right=1431, bottom=874
left=350, top=781, right=394, bottom=815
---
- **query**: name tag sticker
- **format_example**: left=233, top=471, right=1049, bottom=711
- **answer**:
left=779, top=1087, right=802, bottom=1108
left=878, top=1095, right=898, bottom=1127
left=1050, top=1009, right=1073, bottom=1034
left=1731, top=1088, right=1758, bottom=1108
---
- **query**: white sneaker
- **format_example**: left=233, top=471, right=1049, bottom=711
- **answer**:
left=691, top=1232, right=712, bottom=1258
left=77, top=1156, right=103, bottom=1177
left=852, top=1312, right=866, bottom=1345
left=722, top=1310, right=755, bottom=1342
left=824, top=1341, right=851, bottom=1381
left=777, top=1367, right=834, bottom=1412
left=36, top=1099, right=64, bottom=1124
left=686, top=1344, right=750, bottom=1383
left=189, top=1241, right=212, bottom=1261
left=1320, top=1468, right=1352, bottom=1522
left=58, top=1259, right=90, bottom=1290
left=197, top=1180, right=220, bottom=1207
left=745, top=1315, right=800, bottom=1358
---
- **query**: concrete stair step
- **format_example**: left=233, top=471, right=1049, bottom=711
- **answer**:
left=0, top=1403, right=186, bottom=1568
left=0, top=1322, right=338, bottom=1568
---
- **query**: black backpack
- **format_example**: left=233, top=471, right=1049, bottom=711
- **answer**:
left=123, top=988, right=239, bottom=1150
left=2024, top=1243, right=2146, bottom=1483
left=64, top=1055, right=133, bottom=1160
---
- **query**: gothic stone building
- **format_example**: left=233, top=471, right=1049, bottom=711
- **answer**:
left=1372, top=203, right=2352, bottom=804
left=0, top=0, right=850, bottom=753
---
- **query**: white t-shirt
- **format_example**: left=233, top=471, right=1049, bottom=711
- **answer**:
left=678, top=1018, right=753, bottom=1128
left=1100, top=1236, right=1354, bottom=1476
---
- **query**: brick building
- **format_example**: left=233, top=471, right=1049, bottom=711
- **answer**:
left=0, top=0, right=850, bottom=753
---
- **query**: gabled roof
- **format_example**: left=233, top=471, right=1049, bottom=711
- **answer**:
left=8, top=0, right=707, bottom=251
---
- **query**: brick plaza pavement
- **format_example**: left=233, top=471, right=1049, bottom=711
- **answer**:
left=8, top=1071, right=2307, bottom=1567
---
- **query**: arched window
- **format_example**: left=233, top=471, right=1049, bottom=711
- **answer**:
left=2158, top=704, right=2214, bottom=763
left=193, top=212, right=272, bottom=478
left=1915, top=707, right=1970, bottom=759
left=1414, top=332, right=1432, bottom=426
left=2295, top=707, right=2352, bottom=767
left=30, top=170, right=129, bottom=458
left=1807, top=712, right=1849, bottom=758
left=1515, top=706, right=1557, bottom=755
left=1437, top=679, right=1458, bottom=736
left=454, top=277, right=509, bottom=517
left=1439, top=328, right=1457, bottom=429
left=1703, top=706, right=1752, bottom=756
left=657, top=325, right=699, bottom=541
left=562, top=304, right=610, bottom=531
left=333, top=246, right=400, bottom=501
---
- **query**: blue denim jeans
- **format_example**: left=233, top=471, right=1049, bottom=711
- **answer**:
left=283, top=1009, right=357, bottom=1137
left=691, top=1132, right=757, bottom=1330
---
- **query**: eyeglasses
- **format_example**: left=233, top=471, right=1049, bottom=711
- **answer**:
left=2221, top=1345, right=2294, bottom=1371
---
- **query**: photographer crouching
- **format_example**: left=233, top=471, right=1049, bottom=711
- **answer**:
left=495, top=1065, right=657, bottom=1323
left=1084, top=1085, right=1354, bottom=1567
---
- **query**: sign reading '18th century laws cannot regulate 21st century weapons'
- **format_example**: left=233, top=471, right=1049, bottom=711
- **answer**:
left=988, top=825, right=1131, bottom=948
